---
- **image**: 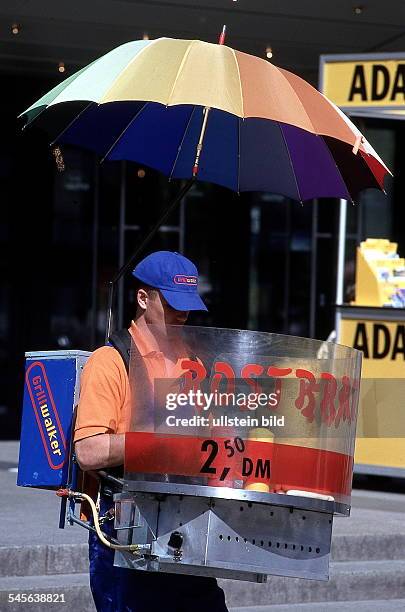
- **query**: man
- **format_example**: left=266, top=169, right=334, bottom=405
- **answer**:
left=74, top=251, right=228, bottom=612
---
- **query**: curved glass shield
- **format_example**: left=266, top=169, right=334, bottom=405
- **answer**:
left=124, top=325, right=361, bottom=507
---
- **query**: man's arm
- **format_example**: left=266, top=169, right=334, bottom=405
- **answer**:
left=75, top=433, right=125, bottom=471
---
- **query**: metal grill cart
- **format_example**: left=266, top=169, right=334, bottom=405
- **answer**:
left=114, top=326, right=361, bottom=582
left=114, top=483, right=339, bottom=582
left=17, top=326, right=361, bottom=583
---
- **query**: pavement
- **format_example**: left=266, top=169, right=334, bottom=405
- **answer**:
left=1, top=441, right=405, bottom=611
left=0, top=442, right=86, bottom=547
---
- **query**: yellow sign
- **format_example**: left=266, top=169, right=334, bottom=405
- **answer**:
left=340, top=318, right=405, bottom=378
left=321, top=55, right=405, bottom=108
left=339, top=315, right=405, bottom=472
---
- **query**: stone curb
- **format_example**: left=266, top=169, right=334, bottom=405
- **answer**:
left=220, top=560, right=405, bottom=607
left=2, top=531, right=405, bottom=577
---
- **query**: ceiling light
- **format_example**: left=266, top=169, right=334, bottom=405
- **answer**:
left=266, top=46, right=273, bottom=59
left=58, top=62, right=65, bottom=73
left=11, top=23, right=20, bottom=35
left=354, top=6, right=363, bottom=14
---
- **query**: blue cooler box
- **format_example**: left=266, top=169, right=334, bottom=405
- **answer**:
left=18, top=350, right=90, bottom=489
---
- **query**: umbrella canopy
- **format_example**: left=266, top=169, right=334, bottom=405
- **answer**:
left=21, top=37, right=390, bottom=202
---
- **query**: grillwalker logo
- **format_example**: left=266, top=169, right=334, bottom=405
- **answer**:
left=25, top=361, right=66, bottom=470
left=173, top=274, right=197, bottom=286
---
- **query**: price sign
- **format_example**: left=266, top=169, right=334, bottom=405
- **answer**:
left=125, top=432, right=272, bottom=485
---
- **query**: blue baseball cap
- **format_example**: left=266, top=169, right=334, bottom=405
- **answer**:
left=132, top=251, right=208, bottom=312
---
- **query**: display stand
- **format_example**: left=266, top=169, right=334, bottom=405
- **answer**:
left=337, top=238, right=405, bottom=477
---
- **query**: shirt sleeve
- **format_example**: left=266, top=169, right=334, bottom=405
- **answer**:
left=73, top=346, right=127, bottom=443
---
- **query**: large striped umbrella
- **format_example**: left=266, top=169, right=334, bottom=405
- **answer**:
left=21, top=31, right=391, bottom=339
left=21, top=33, right=390, bottom=202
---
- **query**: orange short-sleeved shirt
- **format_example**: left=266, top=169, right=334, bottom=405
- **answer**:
left=73, top=345, right=130, bottom=442
left=74, top=321, right=191, bottom=443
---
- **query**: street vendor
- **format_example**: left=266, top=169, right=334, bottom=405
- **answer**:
left=74, top=250, right=228, bottom=612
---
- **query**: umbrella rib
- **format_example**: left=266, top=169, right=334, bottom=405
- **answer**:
left=232, top=47, right=243, bottom=193
left=327, top=97, right=391, bottom=174
left=319, top=136, right=355, bottom=203
left=50, top=101, right=96, bottom=146
left=22, top=104, right=49, bottom=129
left=169, top=105, right=197, bottom=180
left=277, top=122, right=303, bottom=203
left=231, top=48, right=244, bottom=118
left=167, top=41, right=196, bottom=106
left=101, top=102, right=148, bottom=162
left=277, top=69, right=316, bottom=135
left=237, top=117, right=241, bottom=194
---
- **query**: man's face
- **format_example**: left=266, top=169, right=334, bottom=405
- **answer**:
left=137, top=288, right=189, bottom=326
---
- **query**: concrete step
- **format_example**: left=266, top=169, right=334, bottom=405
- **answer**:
left=0, top=573, right=95, bottom=612
left=330, top=532, right=405, bottom=562
left=2, top=529, right=405, bottom=577
left=230, top=601, right=405, bottom=612
left=0, top=544, right=88, bottom=577
left=220, top=560, right=405, bottom=608
left=1, top=560, right=405, bottom=611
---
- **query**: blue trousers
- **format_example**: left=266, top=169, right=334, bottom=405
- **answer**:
left=89, top=497, right=228, bottom=612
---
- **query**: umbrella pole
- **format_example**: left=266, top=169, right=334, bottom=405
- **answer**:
left=334, top=198, right=347, bottom=338
left=104, top=26, right=226, bottom=341
left=105, top=177, right=195, bottom=342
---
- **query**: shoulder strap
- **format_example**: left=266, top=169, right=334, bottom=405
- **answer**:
left=108, top=328, right=147, bottom=376
left=108, top=329, right=152, bottom=435
left=108, top=329, right=132, bottom=374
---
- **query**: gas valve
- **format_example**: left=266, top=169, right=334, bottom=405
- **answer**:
left=168, top=531, right=183, bottom=550
left=168, top=531, right=183, bottom=561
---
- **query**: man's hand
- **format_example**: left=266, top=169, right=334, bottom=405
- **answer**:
left=74, top=433, right=125, bottom=471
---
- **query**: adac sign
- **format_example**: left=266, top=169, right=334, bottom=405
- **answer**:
left=320, top=53, right=405, bottom=110
left=340, top=318, right=405, bottom=378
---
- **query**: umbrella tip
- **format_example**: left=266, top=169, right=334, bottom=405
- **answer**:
left=219, top=25, right=227, bottom=45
